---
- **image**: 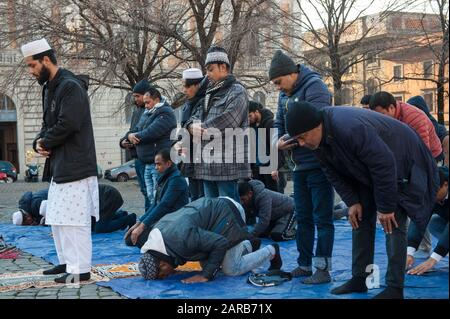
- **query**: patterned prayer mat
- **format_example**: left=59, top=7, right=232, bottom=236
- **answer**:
left=0, top=270, right=108, bottom=293
left=92, top=261, right=202, bottom=279
left=0, top=261, right=203, bottom=293
left=0, top=236, right=20, bottom=260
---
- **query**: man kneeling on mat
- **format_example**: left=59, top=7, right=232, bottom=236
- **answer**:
left=138, top=197, right=283, bottom=283
left=238, top=179, right=296, bottom=241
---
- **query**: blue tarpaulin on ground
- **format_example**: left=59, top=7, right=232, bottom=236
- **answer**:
left=0, top=221, right=448, bottom=299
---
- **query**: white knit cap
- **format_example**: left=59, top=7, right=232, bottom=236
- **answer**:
left=12, top=211, right=23, bottom=225
left=21, top=38, right=52, bottom=58
left=39, top=200, right=48, bottom=217
left=182, top=68, right=203, bottom=80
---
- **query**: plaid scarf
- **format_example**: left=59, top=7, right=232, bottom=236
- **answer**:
left=202, top=75, right=236, bottom=120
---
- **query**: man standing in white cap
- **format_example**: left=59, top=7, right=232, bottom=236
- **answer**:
left=21, top=38, right=99, bottom=284
left=184, top=46, right=251, bottom=202
left=179, top=67, right=208, bottom=201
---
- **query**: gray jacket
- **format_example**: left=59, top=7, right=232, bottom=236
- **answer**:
left=154, top=197, right=253, bottom=280
left=248, top=179, right=295, bottom=236
left=185, top=76, right=251, bottom=181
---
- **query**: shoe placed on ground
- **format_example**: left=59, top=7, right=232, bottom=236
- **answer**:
left=249, top=237, right=261, bottom=251
left=301, top=269, right=331, bottom=284
left=268, top=244, right=283, bottom=271
left=372, top=287, right=404, bottom=299
left=290, top=266, right=313, bottom=278
left=123, top=213, right=137, bottom=230
left=54, top=272, right=91, bottom=284
left=43, top=264, right=66, bottom=275
left=330, top=277, right=368, bottom=295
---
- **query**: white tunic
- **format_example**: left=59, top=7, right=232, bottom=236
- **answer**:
left=45, top=176, right=100, bottom=226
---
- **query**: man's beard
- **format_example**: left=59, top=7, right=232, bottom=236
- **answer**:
left=37, top=65, right=51, bottom=85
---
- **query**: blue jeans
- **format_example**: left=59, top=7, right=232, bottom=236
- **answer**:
left=215, top=240, right=273, bottom=276
left=135, top=159, right=149, bottom=211
left=144, top=163, right=159, bottom=206
left=429, top=215, right=449, bottom=255
left=93, top=211, right=135, bottom=233
left=293, top=168, right=334, bottom=271
left=410, top=214, right=449, bottom=257
left=203, top=180, right=239, bottom=202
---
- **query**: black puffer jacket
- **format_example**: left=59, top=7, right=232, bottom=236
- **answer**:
left=154, top=197, right=253, bottom=280
left=33, top=69, right=97, bottom=183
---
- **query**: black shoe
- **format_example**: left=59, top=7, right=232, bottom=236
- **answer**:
left=372, top=287, right=404, bottom=299
left=54, top=272, right=91, bottom=284
left=43, top=264, right=66, bottom=275
left=268, top=244, right=283, bottom=271
left=331, top=277, right=367, bottom=295
left=249, top=237, right=261, bottom=251
left=123, top=213, right=137, bottom=230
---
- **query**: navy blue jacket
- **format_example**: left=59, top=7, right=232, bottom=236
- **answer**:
left=315, top=107, right=439, bottom=231
left=139, top=164, right=189, bottom=227
left=274, top=65, right=332, bottom=171
left=124, top=100, right=177, bottom=164
left=18, top=189, right=49, bottom=223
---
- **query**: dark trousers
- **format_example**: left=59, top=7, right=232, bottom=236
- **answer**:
left=352, top=188, right=408, bottom=289
left=93, top=211, right=132, bottom=233
left=135, top=158, right=149, bottom=211
left=188, top=178, right=204, bottom=201
left=251, top=164, right=279, bottom=192
left=293, top=168, right=334, bottom=270
left=262, top=211, right=296, bottom=241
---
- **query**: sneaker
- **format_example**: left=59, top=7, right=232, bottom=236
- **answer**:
left=290, top=266, right=313, bottom=278
left=43, top=264, right=66, bottom=275
left=54, top=272, right=91, bottom=284
left=268, top=244, right=282, bottom=271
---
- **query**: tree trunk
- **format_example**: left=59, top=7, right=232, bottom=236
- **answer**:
left=436, top=61, right=445, bottom=124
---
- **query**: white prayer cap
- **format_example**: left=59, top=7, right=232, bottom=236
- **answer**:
left=12, top=211, right=23, bottom=225
left=182, top=68, right=203, bottom=80
left=39, top=200, right=48, bottom=217
left=20, top=38, right=52, bottom=58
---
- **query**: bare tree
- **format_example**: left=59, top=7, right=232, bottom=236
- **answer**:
left=271, top=0, right=417, bottom=105
left=391, top=0, right=448, bottom=123
left=0, top=0, right=185, bottom=95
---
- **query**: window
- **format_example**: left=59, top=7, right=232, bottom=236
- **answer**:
left=253, top=91, right=266, bottom=107
left=366, top=52, right=380, bottom=68
left=423, top=91, right=434, bottom=112
left=393, top=94, right=404, bottom=102
left=423, top=60, right=434, bottom=79
left=393, top=65, right=403, bottom=82
left=0, top=93, right=15, bottom=111
left=341, top=87, right=353, bottom=105
left=367, top=78, right=380, bottom=95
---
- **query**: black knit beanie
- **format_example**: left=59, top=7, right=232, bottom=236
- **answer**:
left=269, top=50, right=298, bottom=80
left=133, top=79, right=152, bottom=95
left=286, top=100, right=323, bottom=137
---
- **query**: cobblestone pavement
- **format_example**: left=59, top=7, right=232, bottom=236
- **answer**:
left=0, top=178, right=294, bottom=299
left=0, top=179, right=145, bottom=300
